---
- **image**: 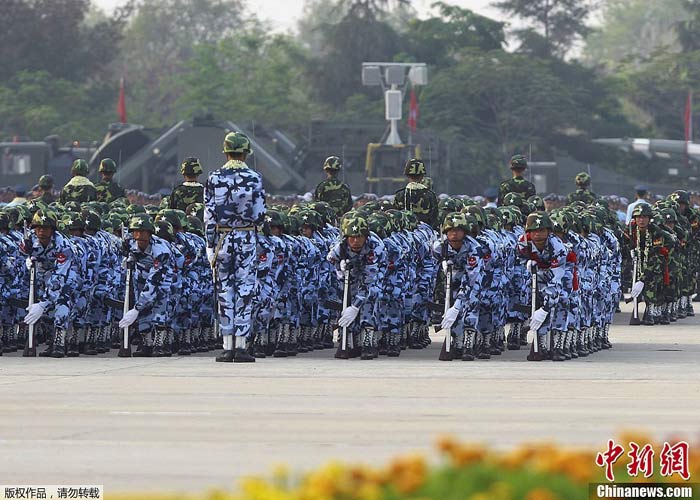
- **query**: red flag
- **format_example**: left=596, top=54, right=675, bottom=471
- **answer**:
left=684, top=90, right=692, bottom=142
left=117, top=78, right=127, bottom=124
left=407, top=87, right=418, bottom=134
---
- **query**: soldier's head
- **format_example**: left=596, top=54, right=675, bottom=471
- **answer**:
left=298, top=209, right=321, bottom=238
left=99, top=158, right=117, bottom=181
left=31, top=208, right=58, bottom=246
left=71, top=159, right=89, bottom=178
left=404, top=158, right=426, bottom=182
left=632, top=203, right=652, bottom=229
left=442, top=212, right=469, bottom=245
left=670, top=190, right=690, bottom=213
left=222, top=132, right=252, bottom=161
left=323, top=156, right=341, bottom=178
left=575, top=171, right=591, bottom=188
left=342, top=216, right=369, bottom=252
left=266, top=210, right=285, bottom=236
left=65, top=211, right=86, bottom=237
left=129, top=214, right=155, bottom=251
left=509, top=154, right=527, bottom=176
left=181, top=157, right=203, bottom=180
left=525, top=212, right=552, bottom=246
left=38, top=175, right=54, bottom=192
left=660, top=207, right=677, bottom=230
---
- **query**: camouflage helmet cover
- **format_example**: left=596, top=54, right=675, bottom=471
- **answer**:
left=510, top=154, right=527, bottom=170
left=342, top=215, right=369, bottom=237
left=99, top=158, right=117, bottom=173
left=222, top=131, right=252, bottom=154
left=442, top=211, right=470, bottom=234
left=31, top=208, right=58, bottom=229
left=525, top=212, right=553, bottom=232
left=129, top=213, right=155, bottom=232
left=323, top=156, right=342, bottom=171
left=181, top=157, right=203, bottom=176
left=71, top=159, right=89, bottom=176
left=404, top=158, right=426, bottom=176
left=575, top=171, right=591, bottom=186
left=632, top=204, right=653, bottom=218
left=38, top=174, right=54, bottom=188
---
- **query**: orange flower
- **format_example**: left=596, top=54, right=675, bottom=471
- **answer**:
left=525, top=487, right=559, bottom=500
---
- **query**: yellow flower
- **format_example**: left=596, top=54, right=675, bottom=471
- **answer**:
left=525, top=487, right=559, bottom=500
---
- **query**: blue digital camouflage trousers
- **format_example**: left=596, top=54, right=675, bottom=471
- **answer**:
left=214, top=230, right=257, bottom=337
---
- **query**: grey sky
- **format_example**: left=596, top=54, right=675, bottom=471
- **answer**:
left=94, top=0, right=507, bottom=32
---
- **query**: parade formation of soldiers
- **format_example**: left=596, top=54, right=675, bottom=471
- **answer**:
left=1, top=132, right=698, bottom=363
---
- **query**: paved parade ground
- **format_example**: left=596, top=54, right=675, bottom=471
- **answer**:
left=1, top=303, right=699, bottom=493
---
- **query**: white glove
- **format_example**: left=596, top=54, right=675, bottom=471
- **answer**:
left=441, top=260, right=453, bottom=273
left=338, top=305, right=359, bottom=328
left=119, top=308, right=139, bottom=329
left=631, top=281, right=644, bottom=298
left=336, top=270, right=344, bottom=281
left=440, top=305, right=460, bottom=330
left=340, top=259, right=347, bottom=272
left=206, top=247, right=216, bottom=266
left=24, top=302, right=46, bottom=325
left=528, top=260, right=538, bottom=272
left=25, top=257, right=33, bottom=270
left=529, top=308, right=549, bottom=332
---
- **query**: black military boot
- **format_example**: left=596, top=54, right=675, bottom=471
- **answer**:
left=568, top=330, right=578, bottom=359
left=399, top=324, right=409, bottom=351
left=378, top=332, right=388, bottom=356
left=297, top=326, right=310, bottom=353
left=1, top=325, right=9, bottom=353
left=274, top=324, right=289, bottom=358
left=420, top=323, right=431, bottom=348
left=477, top=333, right=491, bottom=360
left=489, top=330, right=502, bottom=355
left=51, top=328, right=66, bottom=358
left=151, top=328, right=166, bottom=357
left=551, top=330, right=566, bottom=361
left=387, top=331, right=401, bottom=357
left=6, top=325, right=19, bottom=352
left=601, top=324, right=612, bottom=349
left=519, top=324, right=529, bottom=346
left=677, top=299, right=687, bottom=319
left=576, top=330, right=588, bottom=357
left=83, top=326, right=98, bottom=355
left=39, top=327, right=54, bottom=357
left=669, top=302, right=678, bottom=322
left=67, top=329, right=80, bottom=357
left=234, top=336, right=255, bottom=363
left=360, top=328, right=374, bottom=360
left=659, top=304, right=670, bottom=325
left=323, top=323, right=335, bottom=349
left=451, top=331, right=464, bottom=359
left=462, top=328, right=476, bottom=361
left=178, top=329, right=192, bottom=356
left=287, top=326, right=299, bottom=356
left=642, top=304, right=655, bottom=326
left=527, top=333, right=547, bottom=361
left=216, top=335, right=234, bottom=362
left=507, top=323, right=521, bottom=350
left=686, top=297, right=695, bottom=316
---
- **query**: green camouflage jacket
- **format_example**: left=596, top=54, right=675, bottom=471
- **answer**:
left=313, top=179, right=352, bottom=216
left=95, top=180, right=126, bottom=203
left=566, top=189, right=598, bottom=205
left=393, top=182, right=439, bottom=228
left=498, top=176, right=536, bottom=205
left=60, top=175, right=97, bottom=205
left=169, top=182, right=204, bottom=212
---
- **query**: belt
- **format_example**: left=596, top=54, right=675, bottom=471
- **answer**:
left=216, top=225, right=256, bottom=233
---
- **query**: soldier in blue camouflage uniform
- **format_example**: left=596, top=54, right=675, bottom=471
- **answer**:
left=118, top=214, right=175, bottom=357
left=204, top=132, right=266, bottom=363
left=434, top=212, right=484, bottom=361
left=20, top=209, right=79, bottom=358
left=328, top=214, right=386, bottom=360
left=517, top=212, right=569, bottom=361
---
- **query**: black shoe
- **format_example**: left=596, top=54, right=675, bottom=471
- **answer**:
left=178, top=343, right=192, bottom=356
left=273, top=344, right=288, bottom=358
left=234, top=348, right=255, bottom=363
left=216, top=350, right=234, bottom=362
left=67, top=343, right=80, bottom=357
left=39, top=345, right=53, bottom=357
left=133, top=345, right=152, bottom=357
left=461, top=347, right=475, bottom=361
left=83, top=342, right=98, bottom=355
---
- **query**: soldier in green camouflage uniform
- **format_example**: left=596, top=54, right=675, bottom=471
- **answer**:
left=498, top=154, right=536, bottom=205
left=566, top=172, right=598, bottom=205
left=60, top=159, right=97, bottom=205
left=170, top=157, right=204, bottom=211
left=95, top=158, right=126, bottom=204
left=313, top=156, right=352, bottom=216
left=670, top=190, right=698, bottom=316
left=393, top=158, right=438, bottom=229
left=36, top=175, right=56, bottom=204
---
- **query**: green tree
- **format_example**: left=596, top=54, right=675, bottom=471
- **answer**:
left=677, top=0, right=700, bottom=51
left=492, top=0, right=595, bottom=57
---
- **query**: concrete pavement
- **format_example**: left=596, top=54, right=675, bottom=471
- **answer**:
left=0, top=303, right=698, bottom=492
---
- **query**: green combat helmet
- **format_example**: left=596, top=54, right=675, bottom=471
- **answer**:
left=64, top=212, right=85, bottom=231
left=99, top=158, right=117, bottom=173
left=82, top=210, right=101, bottom=232
left=154, top=219, right=175, bottom=242
left=129, top=213, right=155, bottom=232
left=404, top=158, right=426, bottom=176
left=126, top=204, right=146, bottom=216
left=510, top=154, right=528, bottom=170
left=71, top=159, right=89, bottom=176
left=223, top=131, right=252, bottom=155
left=525, top=212, right=553, bottom=232
left=441, top=212, right=470, bottom=233
left=660, top=207, right=678, bottom=224
left=38, top=175, right=54, bottom=189
left=368, top=212, right=392, bottom=238
left=575, top=172, right=591, bottom=187
left=31, top=208, right=59, bottom=229
left=181, top=157, right=203, bottom=176
left=632, top=204, right=653, bottom=218
left=342, top=216, right=369, bottom=237
left=323, top=156, right=341, bottom=171
left=187, top=216, right=204, bottom=237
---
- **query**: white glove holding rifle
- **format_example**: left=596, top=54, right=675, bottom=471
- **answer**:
left=441, top=305, right=460, bottom=330
left=631, top=281, right=644, bottom=298
left=529, top=308, right=548, bottom=332
left=338, top=305, right=359, bottom=328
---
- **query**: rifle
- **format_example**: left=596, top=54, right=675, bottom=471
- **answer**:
left=629, top=249, right=641, bottom=325
left=528, top=260, right=539, bottom=354
left=335, top=259, right=351, bottom=359
left=119, top=228, right=134, bottom=357
left=22, top=224, right=37, bottom=357
left=438, top=258, right=454, bottom=361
